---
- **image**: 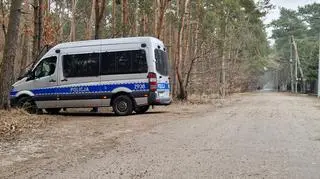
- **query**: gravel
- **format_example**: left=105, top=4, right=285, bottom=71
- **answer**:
left=1, top=93, right=320, bottom=178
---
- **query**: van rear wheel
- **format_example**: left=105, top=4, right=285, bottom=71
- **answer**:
left=134, top=105, right=150, bottom=114
left=112, top=95, right=133, bottom=116
left=45, top=108, right=61, bottom=115
left=17, top=97, right=38, bottom=114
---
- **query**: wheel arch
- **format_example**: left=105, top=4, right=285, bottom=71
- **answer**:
left=16, top=90, right=34, bottom=99
left=110, top=91, right=137, bottom=107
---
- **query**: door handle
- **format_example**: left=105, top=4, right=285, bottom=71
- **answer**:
left=61, top=79, right=68, bottom=82
left=49, top=79, right=56, bottom=83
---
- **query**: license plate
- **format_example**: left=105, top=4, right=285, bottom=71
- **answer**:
left=159, top=91, right=169, bottom=97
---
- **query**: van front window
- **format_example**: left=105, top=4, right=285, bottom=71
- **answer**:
left=154, top=49, right=169, bottom=76
left=34, top=56, right=57, bottom=79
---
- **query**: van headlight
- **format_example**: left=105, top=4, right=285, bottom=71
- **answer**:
left=10, top=86, right=16, bottom=95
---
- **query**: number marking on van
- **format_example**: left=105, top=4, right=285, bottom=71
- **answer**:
left=134, top=84, right=146, bottom=90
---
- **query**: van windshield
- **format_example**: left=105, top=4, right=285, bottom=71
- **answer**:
left=154, top=49, right=169, bottom=76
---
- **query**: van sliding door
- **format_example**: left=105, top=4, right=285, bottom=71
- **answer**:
left=57, top=46, right=101, bottom=108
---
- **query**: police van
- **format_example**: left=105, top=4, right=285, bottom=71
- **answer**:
left=10, top=37, right=171, bottom=116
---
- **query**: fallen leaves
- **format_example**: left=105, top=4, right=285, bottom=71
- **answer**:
left=0, top=109, right=53, bottom=141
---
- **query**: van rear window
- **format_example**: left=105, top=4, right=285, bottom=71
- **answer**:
left=100, top=50, right=148, bottom=75
left=155, top=49, right=169, bottom=76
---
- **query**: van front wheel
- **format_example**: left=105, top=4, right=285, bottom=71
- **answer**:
left=112, top=95, right=133, bottom=116
left=134, top=105, right=150, bottom=114
left=17, top=97, right=38, bottom=114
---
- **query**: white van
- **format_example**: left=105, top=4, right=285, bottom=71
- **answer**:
left=10, top=37, right=171, bottom=116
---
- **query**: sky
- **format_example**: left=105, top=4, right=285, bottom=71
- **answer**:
left=263, top=0, right=320, bottom=41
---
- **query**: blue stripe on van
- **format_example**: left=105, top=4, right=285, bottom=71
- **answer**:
left=10, top=82, right=170, bottom=97
left=10, top=91, right=18, bottom=96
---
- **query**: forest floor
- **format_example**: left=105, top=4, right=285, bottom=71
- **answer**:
left=1, top=93, right=320, bottom=178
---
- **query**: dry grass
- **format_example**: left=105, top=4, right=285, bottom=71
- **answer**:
left=178, top=94, right=215, bottom=104
left=183, top=93, right=243, bottom=109
left=0, top=94, right=236, bottom=141
left=186, top=93, right=224, bottom=105
left=0, top=110, right=54, bottom=141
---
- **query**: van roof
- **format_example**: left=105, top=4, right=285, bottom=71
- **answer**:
left=54, top=36, right=163, bottom=49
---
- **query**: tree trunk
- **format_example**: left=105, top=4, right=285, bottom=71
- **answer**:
left=70, top=0, right=77, bottom=41
left=32, top=0, right=39, bottom=59
left=38, top=0, right=43, bottom=51
left=133, top=3, right=139, bottom=36
left=219, top=9, right=229, bottom=98
left=19, top=2, right=30, bottom=76
left=156, top=0, right=169, bottom=40
left=175, top=0, right=189, bottom=100
left=182, top=6, right=191, bottom=80
left=94, top=0, right=99, bottom=39
left=0, top=0, right=23, bottom=109
left=143, top=14, right=147, bottom=35
left=0, top=0, right=7, bottom=37
left=122, top=0, right=128, bottom=36
left=58, top=0, right=65, bottom=42
left=95, top=0, right=106, bottom=39
left=184, top=0, right=201, bottom=90
left=20, top=24, right=29, bottom=75
left=86, top=0, right=95, bottom=40
left=32, top=0, right=43, bottom=59
left=112, top=0, right=116, bottom=37
left=172, top=27, right=178, bottom=97
left=153, top=0, right=158, bottom=36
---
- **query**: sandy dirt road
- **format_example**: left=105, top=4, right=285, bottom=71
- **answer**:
left=1, top=93, right=320, bottom=178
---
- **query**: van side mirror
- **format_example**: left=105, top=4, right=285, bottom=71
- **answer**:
left=26, top=71, right=35, bottom=81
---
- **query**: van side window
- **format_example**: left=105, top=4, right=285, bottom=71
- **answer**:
left=63, top=53, right=99, bottom=77
left=34, top=56, right=57, bottom=79
left=101, top=50, right=148, bottom=75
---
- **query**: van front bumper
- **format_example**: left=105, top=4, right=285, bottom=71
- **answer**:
left=10, top=97, right=18, bottom=107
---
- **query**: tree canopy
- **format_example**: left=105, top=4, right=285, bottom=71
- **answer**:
left=271, top=3, right=320, bottom=83
left=0, top=0, right=272, bottom=108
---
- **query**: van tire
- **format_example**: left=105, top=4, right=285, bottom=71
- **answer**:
left=112, top=95, right=133, bottom=116
left=17, top=97, right=38, bottom=114
left=45, top=108, right=61, bottom=115
left=134, top=105, right=150, bottom=114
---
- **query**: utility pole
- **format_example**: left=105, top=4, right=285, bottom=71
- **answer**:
left=318, top=32, right=320, bottom=97
left=290, top=37, right=294, bottom=92
left=292, top=35, right=305, bottom=93
left=276, top=70, right=279, bottom=91
left=292, top=36, right=298, bottom=93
